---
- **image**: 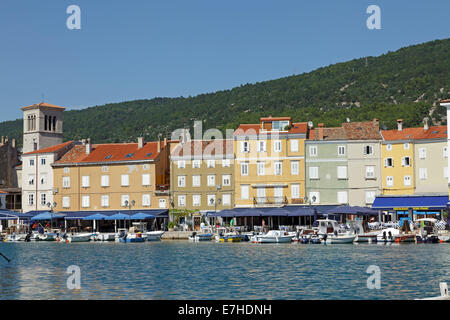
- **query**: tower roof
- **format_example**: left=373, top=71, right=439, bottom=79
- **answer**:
left=21, top=102, right=66, bottom=111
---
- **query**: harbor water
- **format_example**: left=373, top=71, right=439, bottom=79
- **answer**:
left=0, top=241, right=449, bottom=300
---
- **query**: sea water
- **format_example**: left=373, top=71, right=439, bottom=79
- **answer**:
left=0, top=241, right=449, bottom=300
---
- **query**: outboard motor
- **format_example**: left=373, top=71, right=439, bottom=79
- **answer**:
left=382, top=231, right=387, bottom=240
left=24, top=231, right=32, bottom=242
left=388, top=231, right=392, bottom=240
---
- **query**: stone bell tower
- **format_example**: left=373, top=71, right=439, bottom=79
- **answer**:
left=21, top=102, right=65, bottom=153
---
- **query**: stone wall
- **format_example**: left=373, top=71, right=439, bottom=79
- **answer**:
left=0, top=136, right=20, bottom=189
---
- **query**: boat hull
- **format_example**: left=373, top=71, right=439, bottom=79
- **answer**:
left=324, top=235, right=356, bottom=244
left=252, top=236, right=293, bottom=243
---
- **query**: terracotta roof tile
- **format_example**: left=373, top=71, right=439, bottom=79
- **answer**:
left=21, top=102, right=66, bottom=111
left=381, top=125, right=447, bottom=141
left=54, top=141, right=164, bottom=164
left=234, top=122, right=308, bottom=136
left=308, top=121, right=381, bottom=141
left=23, top=141, right=74, bottom=155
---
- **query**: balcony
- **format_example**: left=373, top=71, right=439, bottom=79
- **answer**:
left=155, top=184, right=170, bottom=195
left=253, top=196, right=288, bottom=206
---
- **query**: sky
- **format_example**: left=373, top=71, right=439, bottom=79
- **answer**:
left=0, top=0, right=449, bottom=122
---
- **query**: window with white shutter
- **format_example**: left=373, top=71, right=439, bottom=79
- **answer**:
left=241, top=162, right=248, bottom=176
left=386, top=176, right=394, bottom=187
left=101, top=175, right=109, bottom=187
left=63, top=176, right=70, bottom=188
left=207, top=175, right=215, bottom=187
left=121, top=174, right=129, bottom=186
left=291, top=184, right=300, bottom=199
left=291, top=161, right=299, bottom=175
left=290, top=140, right=298, bottom=152
left=62, top=196, right=70, bottom=208
left=337, top=191, right=348, bottom=204
left=192, top=195, right=201, bottom=206
left=82, top=195, right=90, bottom=208
left=142, top=174, right=150, bottom=186
left=82, top=175, right=90, bottom=188
left=142, top=194, right=151, bottom=206
left=309, top=167, right=319, bottom=179
left=241, top=185, right=249, bottom=200
left=403, top=176, right=411, bottom=186
left=337, top=166, right=347, bottom=179
left=419, top=168, right=428, bottom=180
left=101, top=195, right=109, bottom=207
left=222, top=194, right=231, bottom=206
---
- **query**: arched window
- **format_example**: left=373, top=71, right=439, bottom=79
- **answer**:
left=53, top=116, right=56, bottom=131
left=44, top=115, right=48, bottom=130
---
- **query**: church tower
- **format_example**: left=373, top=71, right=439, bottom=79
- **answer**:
left=21, top=103, right=65, bottom=153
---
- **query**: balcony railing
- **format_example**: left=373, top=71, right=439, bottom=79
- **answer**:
left=253, top=196, right=288, bottom=206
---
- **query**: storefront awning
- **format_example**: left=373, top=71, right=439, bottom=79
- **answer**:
left=372, top=195, right=449, bottom=210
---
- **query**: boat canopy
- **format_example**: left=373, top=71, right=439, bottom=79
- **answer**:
left=372, top=195, right=449, bottom=210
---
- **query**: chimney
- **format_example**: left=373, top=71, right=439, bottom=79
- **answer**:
left=318, top=123, right=324, bottom=140
left=397, top=119, right=403, bottom=131
left=86, top=138, right=92, bottom=155
left=12, top=138, right=16, bottom=148
left=163, top=137, right=167, bottom=148
left=138, top=137, right=144, bottom=149
left=423, top=117, right=429, bottom=131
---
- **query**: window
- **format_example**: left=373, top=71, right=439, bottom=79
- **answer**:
left=444, top=147, right=448, bottom=158
left=290, top=140, right=299, bottom=152
left=365, top=166, right=375, bottom=179
left=291, top=161, right=299, bottom=175
left=275, top=162, right=282, bottom=175
left=419, top=148, right=426, bottom=159
left=207, top=160, right=215, bottom=168
left=309, top=167, right=319, bottom=179
left=121, top=195, right=129, bottom=207
left=257, top=141, right=267, bottom=152
left=101, top=195, right=109, bottom=207
left=40, top=175, right=46, bottom=185
left=337, top=191, right=348, bottom=204
left=291, top=184, right=300, bottom=199
left=207, top=194, right=216, bottom=206
left=40, top=193, right=46, bottom=206
left=142, top=194, right=151, bottom=206
left=178, top=160, right=186, bottom=169
left=241, top=141, right=249, bottom=153
left=82, top=196, right=90, bottom=208
left=384, top=158, right=393, bottom=167
left=29, top=159, right=34, bottom=166
left=386, top=176, right=394, bottom=187
left=386, top=144, right=392, bottom=151
left=256, top=188, right=266, bottom=203
left=222, top=174, right=231, bottom=186
left=192, top=195, right=201, bottom=207
left=207, top=175, right=215, bottom=187
left=222, top=159, right=230, bottom=167
left=445, top=167, right=448, bottom=179
left=101, top=175, right=109, bottom=187
left=401, top=157, right=411, bottom=167
left=274, top=187, right=283, bottom=203
left=178, top=175, right=186, bottom=187
left=309, top=146, right=317, bottom=157
left=192, top=175, right=200, bottom=187
left=101, top=166, right=108, bottom=172
left=364, top=145, right=373, bottom=155
left=40, top=158, right=46, bottom=165
left=337, top=166, right=347, bottom=179
left=178, top=195, right=186, bottom=207
left=62, top=196, right=70, bottom=208
left=192, top=160, right=201, bottom=168
left=274, top=140, right=282, bottom=153
left=257, top=162, right=265, bottom=176
left=121, top=174, right=129, bottom=186
left=28, top=194, right=34, bottom=206
left=241, top=185, right=249, bottom=200
left=404, top=175, right=411, bottom=186
left=82, top=175, right=90, bottom=188
left=240, top=162, right=248, bottom=176
left=309, top=192, right=320, bottom=204
left=159, top=199, right=166, bottom=208
left=338, top=146, right=346, bottom=156
left=142, top=174, right=150, bottom=186
left=419, top=168, right=428, bottom=180
left=28, top=175, right=35, bottom=186
left=63, top=176, right=70, bottom=188
left=222, top=194, right=231, bottom=206
left=63, top=167, right=70, bottom=173
left=404, top=143, right=410, bottom=150
left=365, top=191, right=376, bottom=204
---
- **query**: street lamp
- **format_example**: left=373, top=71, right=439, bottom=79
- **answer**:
left=47, top=202, right=57, bottom=229
left=123, top=199, right=135, bottom=230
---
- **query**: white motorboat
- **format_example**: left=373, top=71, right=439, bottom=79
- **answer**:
left=189, top=232, right=213, bottom=242
left=66, top=233, right=92, bottom=243
left=347, top=220, right=380, bottom=243
left=145, top=231, right=164, bottom=241
left=93, top=233, right=116, bottom=241
left=5, top=233, right=27, bottom=242
left=250, top=230, right=294, bottom=243
left=317, top=219, right=356, bottom=244
left=376, top=227, right=399, bottom=243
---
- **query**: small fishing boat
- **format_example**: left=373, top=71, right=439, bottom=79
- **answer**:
left=37, top=233, right=57, bottom=241
left=317, top=219, right=356, bottom=244
left=145, top=231, right=164, bottom=241
left=347, top=221, right=379, bottom=243
left=416, top=218, right=440, bottom=243
left=250, top=230, right=294, bottom=243
left=376, top=227, right=399, bottom=243
left=93, top=233, right=116, bottom=241
left=321, top=234, right=357, bottom=244
left=189, top=232, right=213, bottom=242
left=66, top=233, right=92, bottom=243
left=216, top=233, right=242, bottom=242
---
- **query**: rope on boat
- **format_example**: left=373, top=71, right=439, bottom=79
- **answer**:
left=0, top=252, right=11, bottom=263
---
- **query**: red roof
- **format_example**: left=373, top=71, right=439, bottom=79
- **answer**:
left=21, top=102, right=66, bottom=111
left=23, top=141, right=74, bottom=155
left=54, top=141, right=164, bottom=164
left=382, top=125, right=447, bottom=141
left=308, top=121, right=381, bottom=141
left=234, top=122, right=308, bottom=136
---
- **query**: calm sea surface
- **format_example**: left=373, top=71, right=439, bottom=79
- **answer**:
left=0, top=241, right=449, bottom=300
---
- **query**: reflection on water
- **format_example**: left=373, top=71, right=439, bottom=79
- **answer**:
left=0, top=242, right=449, bottom=299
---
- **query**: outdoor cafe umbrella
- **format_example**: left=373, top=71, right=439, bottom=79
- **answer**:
left=104, top=212, right=131, bottom=232
left=30, top=211, right=65, bottom=229
left=83, top=213, right=108, bottom=231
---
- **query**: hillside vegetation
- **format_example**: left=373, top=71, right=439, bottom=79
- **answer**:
left=1, top=38, right=449, bottom=147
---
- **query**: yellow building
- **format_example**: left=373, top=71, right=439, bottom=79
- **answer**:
left=233, top=116, right=308, bottom=207
left=52, top=138, right=171, bottom=212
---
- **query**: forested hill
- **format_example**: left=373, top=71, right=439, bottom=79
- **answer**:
left=1, top=38, right=449, bottom=147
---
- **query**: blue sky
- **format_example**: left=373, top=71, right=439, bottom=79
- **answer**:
left=0, top=0, right=448, bottom=121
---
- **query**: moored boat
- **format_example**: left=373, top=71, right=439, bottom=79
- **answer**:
left=376, top=227, right=399, bottom=243
left=145, top=231, right=164, bottom=241
left=250, top=230, right=294, bottom=243
left=189, top=232, right=213, bottom=242
left=66, top=233, right=92, bottom=243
